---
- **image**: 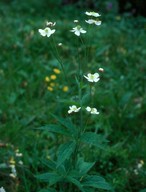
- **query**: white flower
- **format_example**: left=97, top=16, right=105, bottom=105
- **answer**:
left=86, top=106, right=99, bottom=115
left=18, top=160, right=23, bottom=165
left=84, top=73, right=100, bottom=82
left=99, top=67, right=104, bottom=72
left=0, top=187, right=6, bottom=192
left=16, top=152, right=23, bottom=157
left=38, top=27, right=55, bottom=37
left=10, top=165, right=17, bottom=178
left=85, top=19, right=101, bottom=26
left=74, top=20, right=79, bottom=23
left=58, top=43, right=62, bottom=46
left=85, top=11, right=101, bottom=17
left=46, top=21, right=56, bottom=26
left=70, top=26, right=86, bottom=36
left=68, top=105, right=81, bottom=114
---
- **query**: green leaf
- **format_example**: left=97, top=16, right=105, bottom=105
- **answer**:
left=38, top=124, right=71, bottom=137
left=140, top=189, right=146, bottom=192
left=39, top=188, right=57, bottom=192
left=57, top=141, right=76, bottom=167
left=82, top=175, right=112, bottom=190
left=96, top=45, right=111, bottom=57
left=36, top=172, right=62, bottom=185
left=51, top=114, right=78, bottom=136
left=67, top=176, right=86, bottom=192
left=40, top=159, right=67, bottom=178
left=76, top=158, right=95, bottom=175
left=81, top=93, right=90, bottom=105
left=80, top=132, right=107, bottom=149
left=42, top=159, right=57, bottom=171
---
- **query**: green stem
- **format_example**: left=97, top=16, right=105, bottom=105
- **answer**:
left=50, top=37, right=68, bottom=82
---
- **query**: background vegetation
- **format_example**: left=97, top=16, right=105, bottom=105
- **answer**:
left=0, top=0, right=146, bottom=191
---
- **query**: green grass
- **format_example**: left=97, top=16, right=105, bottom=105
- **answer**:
left=0, top=1, right=146, bottom=191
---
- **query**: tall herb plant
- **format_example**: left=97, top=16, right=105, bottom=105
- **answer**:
left=37, top=11, right=113, bottom=192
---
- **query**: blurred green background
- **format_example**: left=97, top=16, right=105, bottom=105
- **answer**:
left=0, top=0, right=146, bottom=191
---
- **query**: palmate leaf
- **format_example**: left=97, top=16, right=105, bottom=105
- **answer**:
left=82, top=175, right=112, bottom=191
left=80, top=132, right=107, bottom=149
left=36, top=172, right=62, bottom=186
left=57, top=141, right=76, bottom=167
left=38, top=124, right=71, bottom=137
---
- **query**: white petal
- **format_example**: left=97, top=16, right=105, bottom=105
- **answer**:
left=51, top=29, right=56, bottom=34
left=86, top=106, right=91, bottom=112
left=68, top=109, right=72, bottom=114
left=80, top=29, right=86, bottom=33
left=85, top=19, right=94, bottom=24
left=75, top=30, right=80, bottom=36
left=94, top=78, right=100, bottom=82
left=94, top=73, right=99, bottom=77
left=75, top=107, right=81, bottom=112
left=38, top=29, right=46, bottom=36
left=95, top=21, right=102, bottom=25
left=92, top=12, right=101, bottom=17
left=84, top=75, right=89, bottom=80
left=85, top=11, right=91, bottom=16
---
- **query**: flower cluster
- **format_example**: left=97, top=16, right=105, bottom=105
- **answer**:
left=44, top=68, right=69, bottom=92
left=68, top=105, right=99, bottom=115
left=133, top=160, right=144, bottom=175
left=38, top=21, right=56, bottom=37
left=0, top=187, right=6, bottom=192
left=38, top=12, right=101, bottom=38
left=85, top=11, right=102, bottom=26
left=8, top=149, right=23, bottom=178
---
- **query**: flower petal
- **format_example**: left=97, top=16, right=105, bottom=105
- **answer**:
left=38, top=29, right=46, bottom=36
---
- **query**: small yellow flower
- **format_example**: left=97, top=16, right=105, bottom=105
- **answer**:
left=50, top=82, right=55, bottom=87
left=47, top=86, right=53, bottom=91
left=9, top=157, right=15, bottom=165
left=53, top=68, right=61, bottom=74
left=50, top=74, right=57, bottom=80
left=45, top=76, right=50, bottom=82
left=63, top=86, right=69, bottom=92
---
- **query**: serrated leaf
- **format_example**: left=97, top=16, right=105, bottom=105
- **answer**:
left=82, top=175, right=112, bottom=190
left=80, top=132, right=107, bottom=149
left=77, top=158, right=95, bottom=175
left=36, top=172, right=62, bottom=185
left=51, top=114, right=77, bottom=136
left=57, top=141, right=76, bottom=167
left=42, top=159, right=56, bottom=171
left=39, top=188, right=57, bottom=192
left=38, top=124, right=71, bottom=137
left=67, top=176, right=86, bottom=192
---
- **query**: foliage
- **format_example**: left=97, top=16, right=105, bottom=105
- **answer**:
left=0, top=0, right=146, bottom=192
